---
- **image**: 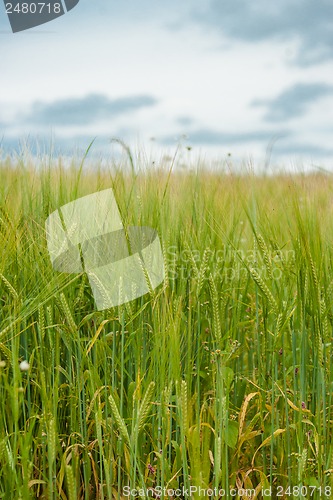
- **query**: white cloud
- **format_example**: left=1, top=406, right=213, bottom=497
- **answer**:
left=1, top=0, right=332, bottom=167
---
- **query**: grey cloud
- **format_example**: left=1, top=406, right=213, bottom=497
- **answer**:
left=161, top=128, right=290, bottom=146
left=0, top=133, right=131, bottom=158
left=24, top=94, right=158, bottom=126
left=252, top=83, right=333, bottom=122
left=176, top=116, right=195, bottom=127
left=194, top=0, right=333, bottom=65
left=273, top=142, right=333, bottom=157
left=159, top=128, right=332, bottom=161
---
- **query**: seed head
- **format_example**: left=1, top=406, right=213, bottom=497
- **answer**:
left=19, top=360, right=30, bottom=372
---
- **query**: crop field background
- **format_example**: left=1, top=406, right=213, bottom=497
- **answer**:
left=0, top=155, right=333, bottom=499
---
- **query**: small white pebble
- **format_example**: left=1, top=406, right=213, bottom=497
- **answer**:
left=19, top=360, right=30, bottom=372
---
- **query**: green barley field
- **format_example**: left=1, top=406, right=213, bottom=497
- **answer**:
left=1, top=152, right=333, bottom=499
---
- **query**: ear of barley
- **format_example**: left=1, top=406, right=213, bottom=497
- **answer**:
left=162, top=241, right=170, bottom=288
left=46, top=304, right=53, bottom=326
left=214, top=435, right=222, bottom=482
left=136, top=381, right=155, bottom=434
left=88, top=272, right=111, bottom=309
left=209, top=274, right=222, bottom=342
left=56, top=221, right=78, bottom=257
left=47, top=417, right=57, bottom=469
left=38, top=305, right=45, bottom=340
left=276, top=311, right=283, bottom=336
left=184, top=241, right=199, bottom=279
left=161, top=383, right=173, bottom=422
left=65, top=465, right=77, bottom=500
left=59, top=292, right=77, bottom=336
left=315, top=320, right=324, bottom=367
left=257, top=234, right=273, bottom=279
left=319, top=296, right=327, bottom=336
left=172, top=295, right=182, bottom=317
left=0, top=439, right=6, bottom=463
left=298, top=448, right=307, bottom=481
left=0, top=273, right=19, bottom=301
left=180, top=380, right=188, bottom=435
left=74, top=273, right=86, bottom=306
left=4, top=441, right=14, bottom=472
left=249, top=267, right=278, bottom=313
left=108, top=393, right=130, bottom=444
left=326, top=275, right=333, bottom=300
left=308, top=253, right=320, bottom=305
left=0, top=343, right=11, bottom=362
left=138, top=254, right=155, bottom=297
left=197, top=247, right=210, bottom=296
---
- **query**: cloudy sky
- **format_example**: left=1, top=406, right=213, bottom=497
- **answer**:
left=1, top=0, right=333, bottom=170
